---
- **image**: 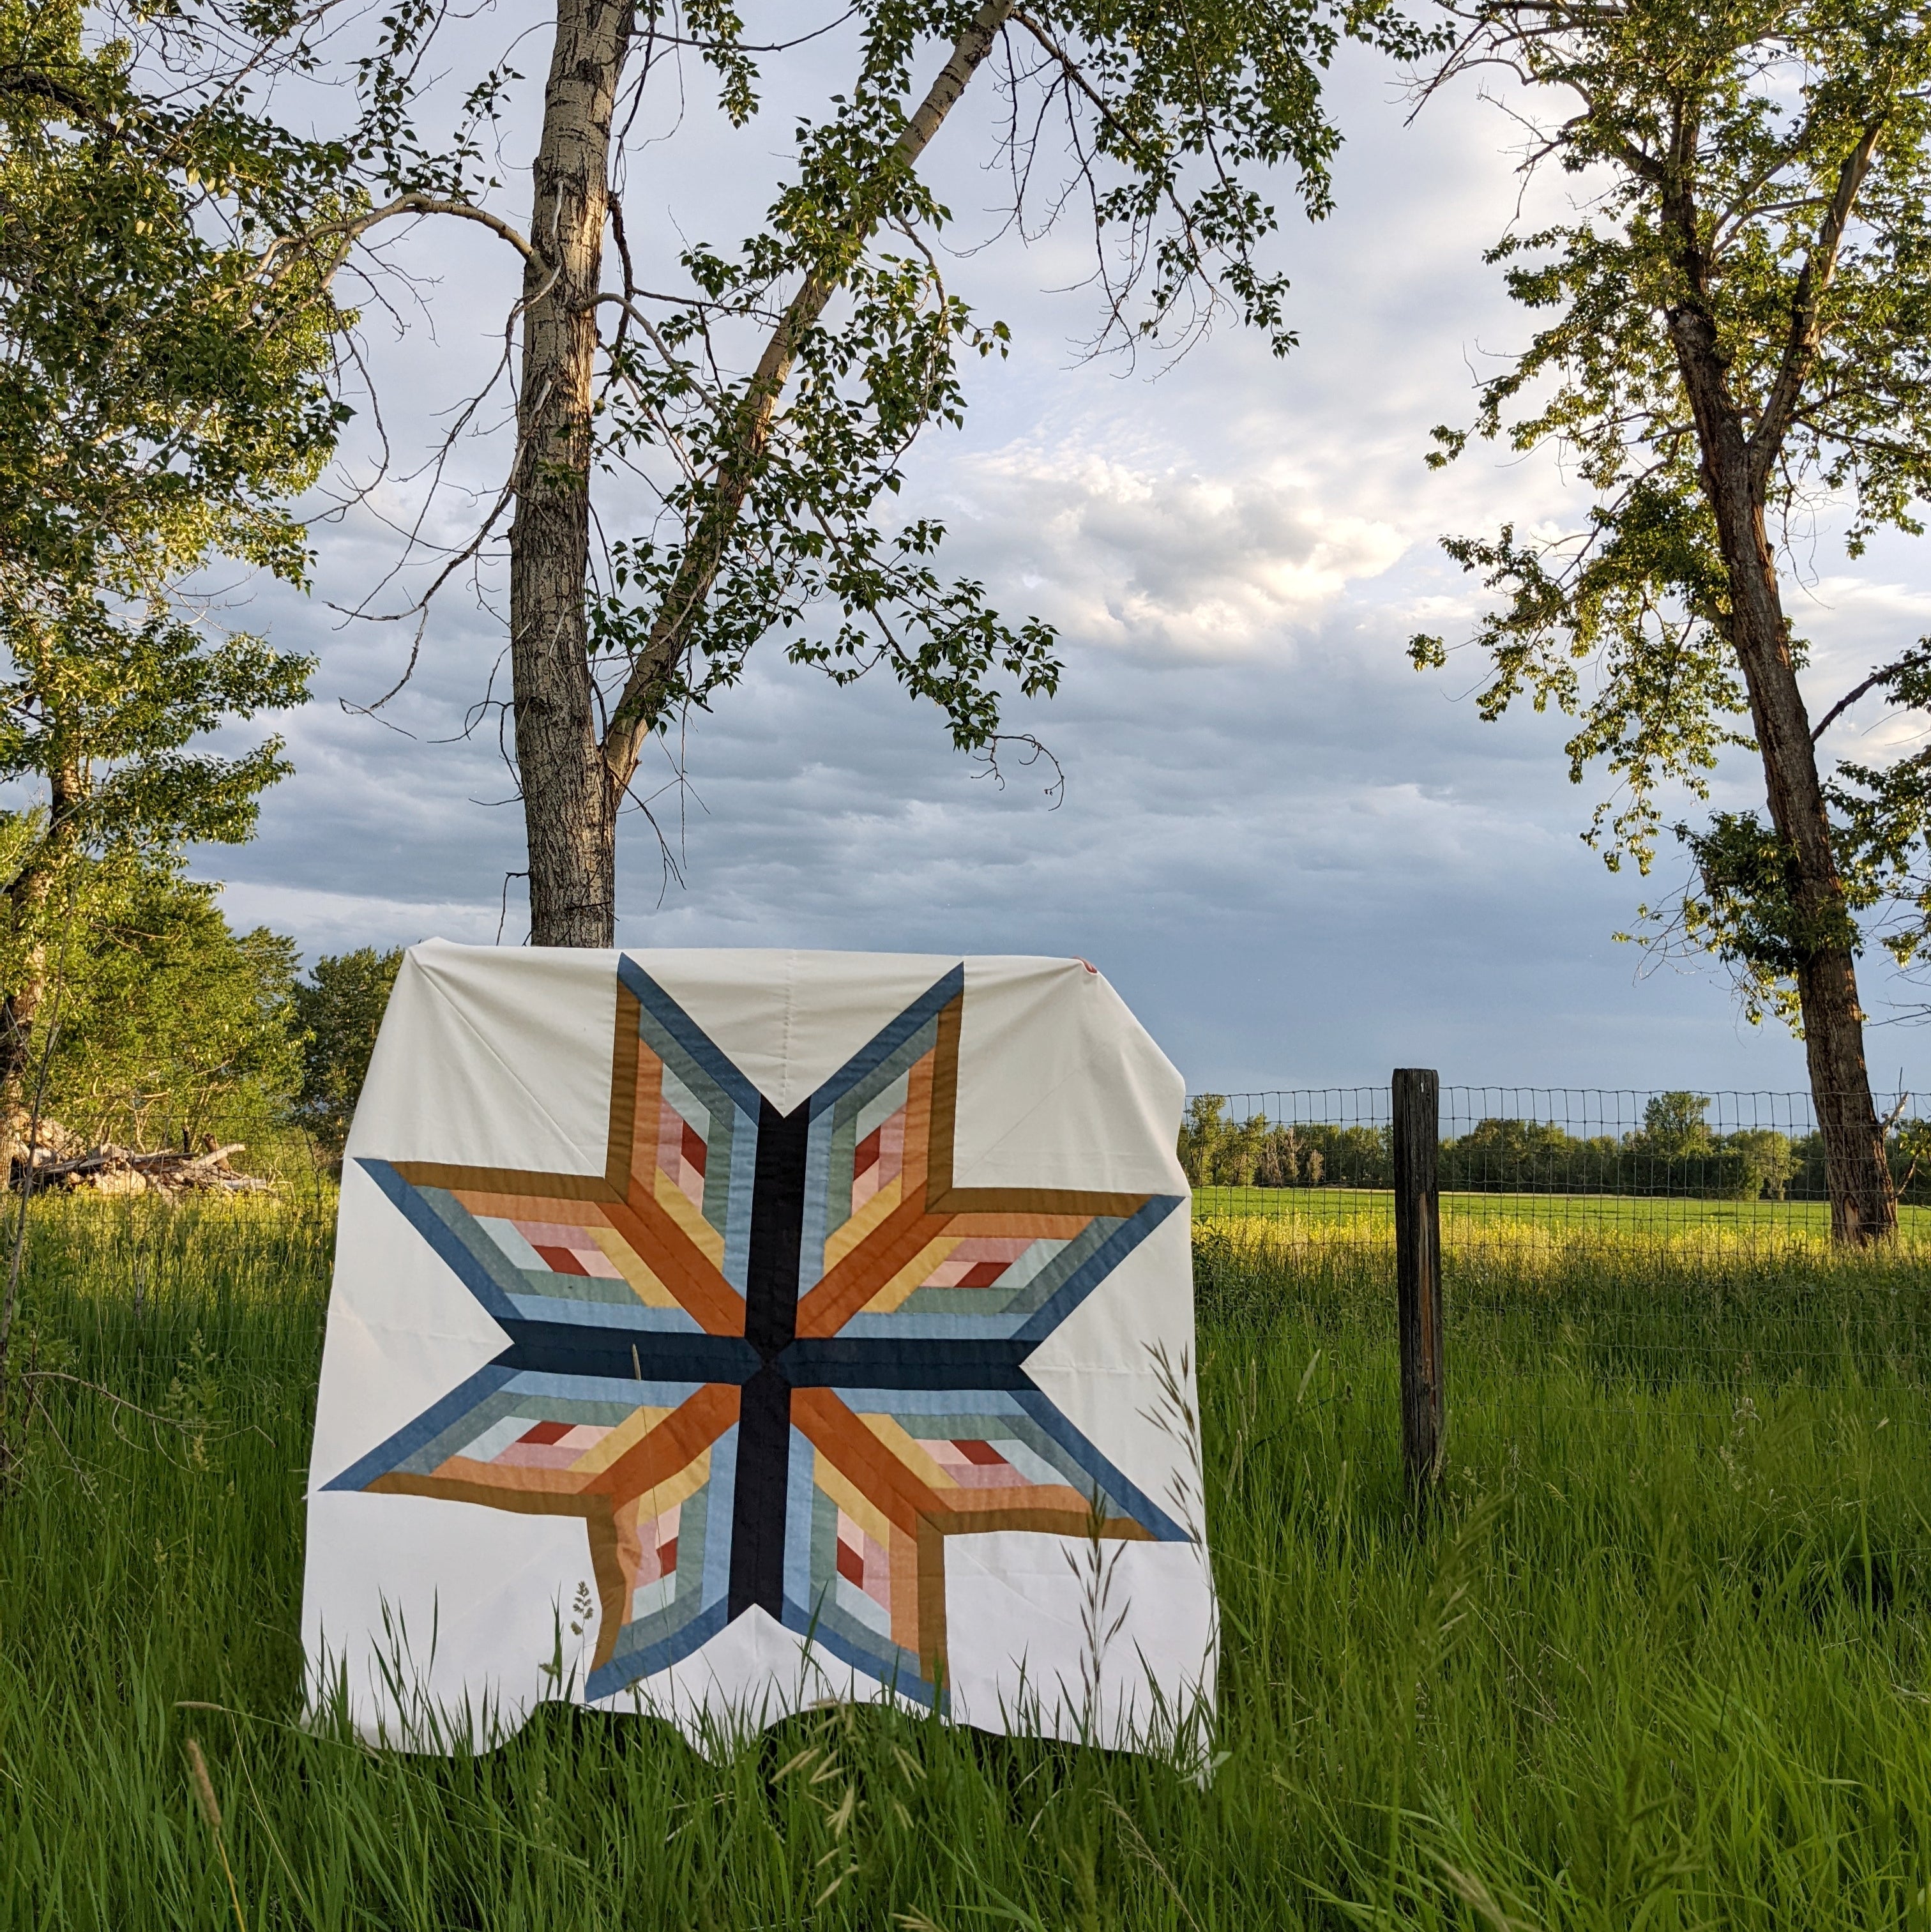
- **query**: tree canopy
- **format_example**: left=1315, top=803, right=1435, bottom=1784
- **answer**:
left=324, top=0, right=1434, bottom=941
left=36, top=869, right=301, bottom=1154
left=291, top=947, right=404, bottom=1155
left=0, top=0, right=362, bottom=1086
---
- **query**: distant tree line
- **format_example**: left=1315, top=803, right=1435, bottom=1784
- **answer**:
left=1179, top=1092, right=1931, bottom=1205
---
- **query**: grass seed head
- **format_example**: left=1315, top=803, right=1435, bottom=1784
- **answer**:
left=185, top=1737, right=222, bottom=1834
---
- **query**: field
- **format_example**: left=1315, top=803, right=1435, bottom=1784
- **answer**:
left=1194, top=1182, right=1931, bottom=1239
left=8, top=1196, right=1931, bottom=1928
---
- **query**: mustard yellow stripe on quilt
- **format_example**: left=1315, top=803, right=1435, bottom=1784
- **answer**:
left=848, top=1411, right=957, bottom=1494
left=822, top=1173, right=904, bottom=1274
left=570, top=1404, right=676, bottom=1475
left=652, top=1167, right=725, bottom=1266
left=625, top=1443, right=712, bottom=1519
left=812, top=1446, right=895, bottom=1549
left=860, top=1233, right=959, bottom=1316
left=584, top=1224, right=681, bottom=1308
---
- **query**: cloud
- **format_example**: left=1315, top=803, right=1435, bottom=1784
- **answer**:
left=217, top=879, right=506, bottom=952
left=933, top=447, right=1408, bottom=658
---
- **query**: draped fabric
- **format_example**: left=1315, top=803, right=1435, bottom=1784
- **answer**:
left=302, top=945, right=1215, bottom=1753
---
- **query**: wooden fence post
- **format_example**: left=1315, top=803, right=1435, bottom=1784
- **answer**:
left=1393, top=1068, right=1445, bottom=1496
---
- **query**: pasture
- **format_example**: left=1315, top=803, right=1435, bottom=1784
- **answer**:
left=1193, top=1181, right=1931, bottom=1240
left=6, top=1194, right=1931, bottom=1928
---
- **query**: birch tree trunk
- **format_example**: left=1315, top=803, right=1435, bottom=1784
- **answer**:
left=509, top=0, right=632, bottom=948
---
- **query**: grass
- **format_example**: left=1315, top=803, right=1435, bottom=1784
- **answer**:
left=6, top=1194, right=1931, bottom=1926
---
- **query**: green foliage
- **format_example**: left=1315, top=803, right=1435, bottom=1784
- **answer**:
left=1825, top=639, right=1931, bottom=975
left=11, top=1203, right=1931, bottom=1924
left=1439, top=1113, right=1621, bottom=1192
left=1636, top=1090, right=1715, bottom=1159
left=1294, top=1121, right=1391, bottom=1187
left=0, top=0, right=360, bottom=1014
left=1677, top=810, right=1852, bottom=1012
left=1438, top=1107, right=1795, bottom=1201
left=290, top=947, right=404, bottom=1155
left=0, top=1, right=353, bottom=607
left=1178, top=1092, right=1269, bottom=1184
left=1179, top=1095, right=1394, bottom=1187
left=1410, top=0, right=1931, bottom=1019
left=0, top=606, right=313, bottom=861
left=1729, top=1127, right=1803, bottom=1201
left=34, top=867, right=301, bottom=1152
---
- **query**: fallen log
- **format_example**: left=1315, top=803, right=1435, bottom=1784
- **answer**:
left=10, top=1139, right=272, bottom=1196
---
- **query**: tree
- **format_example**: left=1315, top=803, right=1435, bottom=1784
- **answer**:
left=1410, top=0, right=1931, bottom=1240
left=0, top=607, right=312, bottom=1093
left=1439, top=1114, right=1615, bottom=1192
left=0, top=1, right=356, bottom=1092
left=1178, top=1094, right=1267, bottom=1186
left=1889, top=1114, right=1931, bottom=1199
left=1255, top=1122, right=1316, bottom=1185
left=291, top=947, right=404, bottom=1155
left=1726, top=1127, right=1798, bottom=1200
left=38, top=867, right=301, bottom=1153
left=338, top=0, right=1427, bottom=943
left=1636, top=1092, right=1715, bottom=1162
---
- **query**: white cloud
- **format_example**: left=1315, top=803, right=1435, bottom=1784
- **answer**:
left=216, top=880, right=506, bottom=952
left=937, top=447, right=1407, bottom=657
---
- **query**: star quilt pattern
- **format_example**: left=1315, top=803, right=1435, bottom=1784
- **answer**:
left=325, top=961, right=1186, bottom=1708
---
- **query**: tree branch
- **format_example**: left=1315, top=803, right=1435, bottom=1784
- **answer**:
left=598, top=0, right=1013, bottom=791
left=1750, top=116, right=1885, bottom=492
left=1815, top=653, right=1907, bottom=734
left=0, top=60, right=110, bottom=126
left=270, top=192, right=538, bottom=277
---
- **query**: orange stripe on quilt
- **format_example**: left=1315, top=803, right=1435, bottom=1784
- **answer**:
left=587, top=1381, right=740, bottom=1503
left=603, top=1190, right=745, bottom=1335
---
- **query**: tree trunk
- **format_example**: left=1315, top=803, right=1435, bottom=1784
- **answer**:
left=0, top=761, right=81, bottom=1104
left=1669, top=300, right=1897, bottom=1242
left=509, top=0, right=632, bottom=948
left=503, top=2, right=1008, bottom=931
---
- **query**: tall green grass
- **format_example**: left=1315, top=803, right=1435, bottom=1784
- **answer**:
left=6, top=1197, right=1931, bottom=1927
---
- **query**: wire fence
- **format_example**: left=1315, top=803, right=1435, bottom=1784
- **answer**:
left=1186, top=1081, right=1931, bottom=1411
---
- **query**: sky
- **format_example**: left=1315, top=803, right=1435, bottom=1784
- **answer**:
left=199, top=12, right=1931, bottom=1099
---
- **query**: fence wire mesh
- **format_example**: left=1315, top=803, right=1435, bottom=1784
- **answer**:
left=1186, top=1083, right=1931, bottom=1405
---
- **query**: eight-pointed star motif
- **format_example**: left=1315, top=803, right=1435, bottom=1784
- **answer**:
left=328, top=961, right=1186, bottom=1707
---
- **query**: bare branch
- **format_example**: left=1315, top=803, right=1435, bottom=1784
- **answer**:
left=274, top=191, right=538, bottom=275
left=1812, top=650, right=1926, bottom=741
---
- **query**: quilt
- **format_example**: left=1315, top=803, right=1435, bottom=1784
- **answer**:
left=301, top=944, right=1215, bottom=1753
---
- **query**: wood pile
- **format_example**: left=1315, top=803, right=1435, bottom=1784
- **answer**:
left=2, top=1112, right=270, bottom=1196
